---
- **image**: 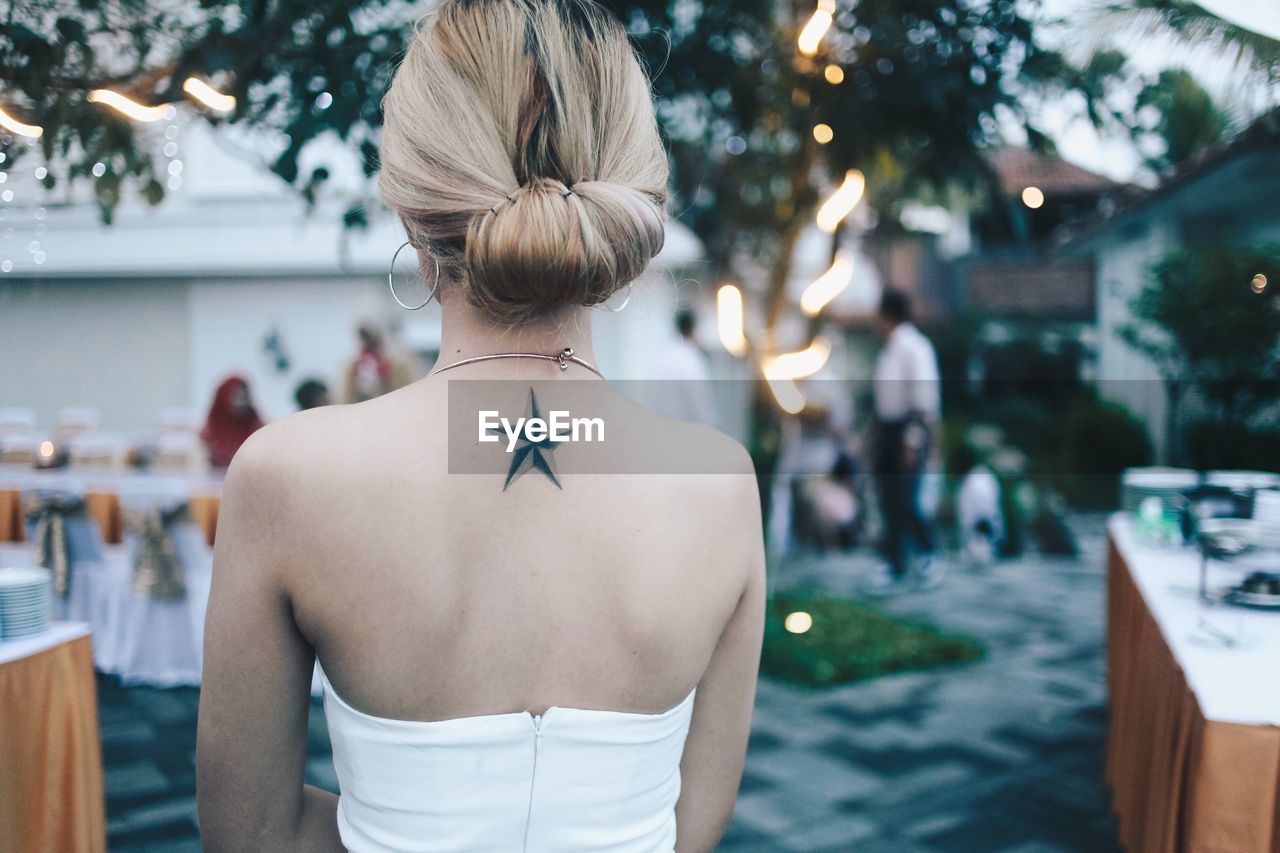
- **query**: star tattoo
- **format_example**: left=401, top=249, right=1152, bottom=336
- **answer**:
left=487, top=388, right=561, bottom=492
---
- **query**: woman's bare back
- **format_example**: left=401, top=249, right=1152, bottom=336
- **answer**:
left=248, top=376, right=759, bottom=722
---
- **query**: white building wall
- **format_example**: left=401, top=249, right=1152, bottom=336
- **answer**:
left=188, top=276, right=389, bottom=423
left=0, top=121, right=705, bottom=438
left=1093, top=216, right=1174, bottom=459
left=0, top=277, right=191, bottom=432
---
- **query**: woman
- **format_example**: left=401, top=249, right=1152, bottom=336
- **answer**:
left=195, top=2, right=765, bottom=852
left=199, top=375, right=264, bottom=468
left=344, top=323, right=395, bottom=403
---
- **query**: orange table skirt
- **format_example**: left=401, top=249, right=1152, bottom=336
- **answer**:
left=0, top=489, right=219, bottom=547
left=0, top=634, right=106, bottom=853
left=1106, top=537, right=1280, bottom=852
left=0, top=489, right=21, bottom=543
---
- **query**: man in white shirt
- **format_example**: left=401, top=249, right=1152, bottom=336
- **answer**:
left=867, top=288, right=943, bottom=593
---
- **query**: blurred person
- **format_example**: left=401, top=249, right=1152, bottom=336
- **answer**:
left=650, top=308, right=717, bottom=427
left=865, top=287, right=943, bottom=594
left=790, top=408, right=862, bottom=553
left=954, top=445, right=1003, bottom=565
left=200, top=376, right=264, bottom=469
left=294, top=378, right=331, bottom=411
left=344, top=322, right=395, bottom=402
left=197, top=4, right=764, bottom=853
left=383, top=316, right=429, bottom=390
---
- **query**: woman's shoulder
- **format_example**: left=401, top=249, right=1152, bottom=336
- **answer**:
left=223, top=403, right=368, bottom=500
left=615, top=407, right=761, bottom=527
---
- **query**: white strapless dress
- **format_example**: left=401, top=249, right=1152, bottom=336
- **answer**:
left=320, top=673, right=697, bottom=852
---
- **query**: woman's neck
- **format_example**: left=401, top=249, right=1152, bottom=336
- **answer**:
left=432, top=292, right=600, bottom=378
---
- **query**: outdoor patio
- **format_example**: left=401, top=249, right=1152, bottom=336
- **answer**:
left=100, top=515, right=1118, bottom=852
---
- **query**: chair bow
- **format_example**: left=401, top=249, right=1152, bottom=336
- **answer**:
left=23, top=491, right=89, bottom=599
left=122, top=502, right=191, bottom=601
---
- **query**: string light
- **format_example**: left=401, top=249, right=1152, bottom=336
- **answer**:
left=0, top=106, right=43, bottom=138
left=717, top=284, right=748, bottom=357
left=801, top=251, right=854, bottom=316
left=1021, top=186, right=1045, bottom=209
left=813, top=123, right=834, bottom=144
left=763, top=339, right=832, bottom=414
left=764, top=337, right=831, bottom=380
left=766, top=377, right=807, bottom=414
left=824, top=64, right=845, bottom=85
left=816, top=169, right=866, bottom=232
left=182, top=77, right=236, bottom=112
left=1252, top=273, right=1268, bottom=294
left=797, top=0, right=836, bottom=56
left=87, top=90, right=174, bottom=122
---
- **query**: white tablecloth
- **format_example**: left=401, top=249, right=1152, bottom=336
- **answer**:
left=1110, top=515, right=1280, bottom=726
left=0, top=465, right=225, bottom=495
left=0, top=544, right=322, bottom=694
left=0, top=540, right=211, bottom=687
left=0, top=621, right=91, bottom=666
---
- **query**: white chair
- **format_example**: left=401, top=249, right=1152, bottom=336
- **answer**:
left=0, top=432, right=47, bottom=466
left=0, top=408, right=37, bottom=436
left=67, top=432, right=130, bottom=472
left=152, top=431, right=208, bottom=475
left=110, top=478, right=212, bottom=686
left=55, top=407, right=100, bottom=439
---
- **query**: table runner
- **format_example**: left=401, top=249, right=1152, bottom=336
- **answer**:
left=0, top=487, right=220, bottom=547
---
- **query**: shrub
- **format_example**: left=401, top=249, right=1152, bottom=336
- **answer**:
left=1055, top=395, right=1154, bottom=508
left=760, top=591, right=984, bottom=688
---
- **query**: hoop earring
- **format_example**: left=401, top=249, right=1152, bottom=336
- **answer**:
left=388, top=241, right=440, bottom=311
left=603, top=283, right=633, bottom=313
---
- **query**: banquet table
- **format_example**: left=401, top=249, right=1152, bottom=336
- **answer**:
left=0, top=469, right=223, bottom=546
left=0, top=623, right=106, bottom=853
left=1106, top=516, right=1280, bottom=852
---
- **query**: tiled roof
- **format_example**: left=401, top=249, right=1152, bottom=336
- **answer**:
left=1059, top=109, right=1280, bottom=250
left=991, top=148, right=1120, bottom=197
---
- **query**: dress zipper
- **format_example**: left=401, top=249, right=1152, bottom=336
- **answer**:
left=522, top=714, right=543, bottom=852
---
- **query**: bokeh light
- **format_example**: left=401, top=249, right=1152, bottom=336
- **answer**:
left=1021, top=186, right=1045, bottom=209
left=0, top=105, right=44, bottom=138
left=816, top=169, right=866, bottom=232
left=784, top=611, right=814, bottom=634
left=716, top=284, right=747, bottom=357
left=87, top=89, right=170, bottom=122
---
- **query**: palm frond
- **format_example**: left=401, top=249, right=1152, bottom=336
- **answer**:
left=1082, top=0, right=1280, bottom=79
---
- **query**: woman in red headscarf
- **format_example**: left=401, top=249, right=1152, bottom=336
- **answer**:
left=201, top=376, right=265, bottom=469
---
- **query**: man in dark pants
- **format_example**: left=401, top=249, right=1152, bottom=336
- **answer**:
left=865, top=288, right=943, bottom=594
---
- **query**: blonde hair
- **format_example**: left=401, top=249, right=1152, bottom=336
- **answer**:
left=379, top=0, right=668, bottom=324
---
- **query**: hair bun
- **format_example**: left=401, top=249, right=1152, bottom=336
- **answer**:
left=378, top=0, right=670, bottom=324
left=465, top=177, right=664, bottom=323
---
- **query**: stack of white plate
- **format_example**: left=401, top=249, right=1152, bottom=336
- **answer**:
left=1253, top=488, right=1280, bottom=528
left=1121, top=467, right=1199, bottom=514
left=0, top=567, right=53, bottom=641
left=1205, top=470, right=1280, bottom=493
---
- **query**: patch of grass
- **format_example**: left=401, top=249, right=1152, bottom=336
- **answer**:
left=760, top=590, right=985, bottom=689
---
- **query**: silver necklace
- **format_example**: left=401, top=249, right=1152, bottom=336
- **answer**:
left=430, top=346, right=604, bottom=379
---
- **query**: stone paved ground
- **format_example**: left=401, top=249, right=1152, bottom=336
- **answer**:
left=100, top=515, right=1117, bottom=852
left=720, top=514, right=1119, bottom=852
